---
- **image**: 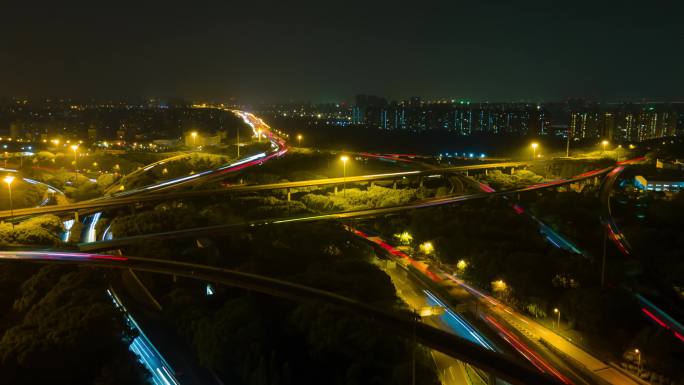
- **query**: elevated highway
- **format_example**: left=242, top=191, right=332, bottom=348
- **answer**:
left=0, top=250, right=559, bottom=385
left=78, top=164, right=614, bottom=252
left=0, top=161, right=528, bottom=220
left=599, top=158, right=684, bottom=344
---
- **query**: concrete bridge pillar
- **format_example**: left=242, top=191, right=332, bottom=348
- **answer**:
left=419, top=177, right=424, bottom=188
left=485, top=169, right=488, bottom=176
left=286, top=188, right=291, bottom=201
left=393, top=180, right=397, bottom=190
left=334, top=186, right=338, bottom=195
left=510, top=167, right=515, bottom=175
left=74, top=212, right=79, bottom=223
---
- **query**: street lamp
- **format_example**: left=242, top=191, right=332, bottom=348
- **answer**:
left=340, top=155, right=349, bottom=196
left=419, top=241, right=434, bottom=255
left=492, top=280, right=507, bottom=292
left=601, top=140, right=609, bottom=154
left=531, top=142, right=539, bottom=160
left=395, top=231, right=413, bottom=245
left=70, top=144, right=79, bottom=172
left=191, top=131, right=198, bottom=148
left=456, top=259, right=467, bottom=271
left=257, top=128, right=262, bottom=143
left=634, top=349, right=641, bottom=376
left=4, top=175, right=14, bottom=229
left=297, top=134, right=302, bottom=147
left=554, top=308, right=561, bottom=329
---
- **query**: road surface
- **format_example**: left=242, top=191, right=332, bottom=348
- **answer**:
left=0, top=249, right=557, bottom=385
left=0, top=162, right=528, bottom=219
left=108, top=288, right=180, bottom=385
left=353, top=229, right=641, bottom=385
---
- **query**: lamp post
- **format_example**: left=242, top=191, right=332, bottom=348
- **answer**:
left=531, top=142, right=539, bottom=160
left=4, top=175, right=14, bottom=229
left=236, top=129, right=240, bottom=158
left=634, top=349, right=641, bottom=376
left=257, top=128, right=262, bottom=143
left=340, top=155, right=349, bottom=197
left=70, top=144, right=79, bottom=172
left=297, top=134, right=302, bottom=147
left=553, top=308, right=560, bottom=329
left=601, top=140, right=609, bottom=154
left=191, top=131, right=198, bottom=149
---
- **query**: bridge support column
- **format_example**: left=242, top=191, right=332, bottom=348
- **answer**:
left=510, top=167, right=515, bottom=175
left=334, top=186, right=338, bottom=195
left=419, top=177, right=424, bottom=188
left=485, top=169, right=488, bottom=176
left=286, top=188, right=291, bottom=201
left=393, top=180, right=397, bottom=190
left=74, top=212, right=79, bottom=223
left=464, top=170, right=469, bottom=177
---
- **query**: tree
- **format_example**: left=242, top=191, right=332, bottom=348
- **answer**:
left=0, top=215, right=64, bottom=246
left=0, top=266, right=150, bottom=385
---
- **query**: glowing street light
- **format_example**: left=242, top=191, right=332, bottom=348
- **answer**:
left=531, top=142, right=539, bottom=160
left=419, top=241, right=434, bottom=255
left=601, top=140, right=609, bottom=154
left=395, top=231, right=413, bottom=245
left=297, top=134, right=303, bottom=147
left=257, top=128, right=262, bottom=143
left=616, top=145, right=622, bottom=161
left=554, top=308, right=561, bottom=329
left=492, top=279, right=507, bottom=292
left=456, top=259, right=467, bottom=271
left=3, top=175, right=15, bottom=229
left=191, top=131, right=198, bottom=148
left=340, top=155, right=349, bottom=196
left=70, top=144, right=79, bottom=172
left=634, top=349, right=641, bottom=376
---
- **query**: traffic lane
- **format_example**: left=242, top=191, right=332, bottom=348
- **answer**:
left=381, top=263, right=469, bottom=385
left=371, top=237, right=574, bottom=384
left=446, top=275, right=639, bottom=385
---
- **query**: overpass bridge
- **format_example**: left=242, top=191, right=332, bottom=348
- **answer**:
left=0, top=250, right=559, bottom=385
left=78, top=164, right=613, bottom=252
left=0, top=161, right=529, bottom=220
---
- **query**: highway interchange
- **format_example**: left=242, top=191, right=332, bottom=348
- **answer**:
left=0, top=108, right=675, bottom=385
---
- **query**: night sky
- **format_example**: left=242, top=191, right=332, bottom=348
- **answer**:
left=2, top=1, right=682, bottom=103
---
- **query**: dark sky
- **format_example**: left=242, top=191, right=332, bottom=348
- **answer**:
left=1, top=0, right=682, bottom=103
